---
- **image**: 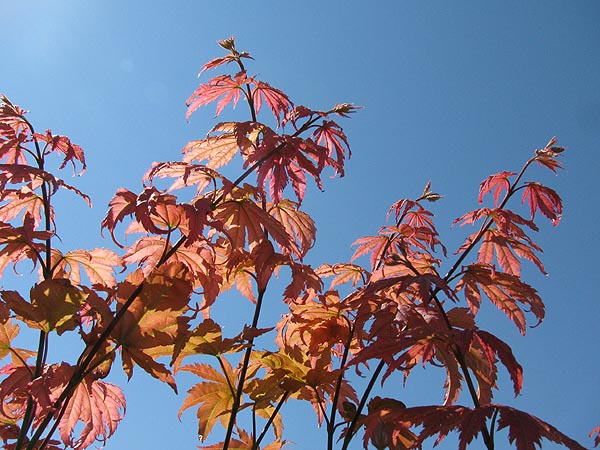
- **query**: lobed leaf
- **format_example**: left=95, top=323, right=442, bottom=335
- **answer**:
left=179, top=361, right=236, bottom=441
left=522, top=182, right=562, bottom=226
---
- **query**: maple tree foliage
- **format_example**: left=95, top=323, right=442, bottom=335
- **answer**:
left=0, top=38, right=595, bottom=450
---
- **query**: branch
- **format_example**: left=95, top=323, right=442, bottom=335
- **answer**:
left=252, top=391, right=289, bottom=450
left=340, top=359, right=385, bottom=450
left=222, top=287, right=268, bottom=450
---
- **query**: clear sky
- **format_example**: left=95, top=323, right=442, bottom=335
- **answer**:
left=1, top=1, right=599, bottom=449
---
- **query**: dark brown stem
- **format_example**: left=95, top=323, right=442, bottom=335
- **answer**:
left=15, top=123, right=53, bottom=450
left=327, top=320, right=355, bottom=450
left=340, top=359, right=385, bottom=450
left=252, top=391, right=289, bottom=450
left=222, top=287, right=267, bottom=450
left=217, top=355, right=237, bottom=397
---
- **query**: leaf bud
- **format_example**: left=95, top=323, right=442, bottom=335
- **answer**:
left=424, top=192, right=443, bottom=202
left=218, top=37, right=236, bottom=51
left=331, top=103, right=362, bottom=117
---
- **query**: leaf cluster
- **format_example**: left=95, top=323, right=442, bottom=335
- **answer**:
left=0, top=39, right=594, bottom=450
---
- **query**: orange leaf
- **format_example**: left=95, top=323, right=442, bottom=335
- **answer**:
left=2, top=279, right=84, bottom=335
left=179, top=361, right=236, bottom=441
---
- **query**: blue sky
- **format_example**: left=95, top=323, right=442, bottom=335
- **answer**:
left=2, top=1, right=599, bottom=449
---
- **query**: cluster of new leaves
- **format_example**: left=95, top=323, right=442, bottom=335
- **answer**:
left=0, top=38, right=595, bottom=450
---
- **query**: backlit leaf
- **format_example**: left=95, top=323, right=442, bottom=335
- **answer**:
left=179, top=361, right=237, bottom=441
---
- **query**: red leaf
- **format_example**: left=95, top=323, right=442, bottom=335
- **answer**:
left=478, top=171, right=515, bottom=205
left=495, top=405, right=586, bottom=450
left=472, top=329, right=523, bottom=396
left=34, top=130, right=86, bottom=175
left=311, top=120, right=350, bottom=175
left=253, top=81, right=293, bottom=125
left=53, top=248, right=124, bottom=288
left=390, top=405, right=585, bottom=450
left=0, top=188, right=44, bottom=227
left=456, top=263, right=544, bottom=334
left=186, top=73, right=249, bottom=120
left=101, top=188, right=138, bottom=246
left=0, top=217, right=50, bottom=278
left=58, top=378, right=126, bottom=449
left=197, top=37, right=253, bottom=76
left=213, top=196, right=300, bottom=258
left=316, top=263, right=369, bottom=289
left=145, top=160, right=225, bottom=194
left=522, top=182, right=562, bottom=226
left=111, top=264, right=194, bottom=391
left=0, top=117, right=29, bottom=165
left=268, top=199, right=316, bottom=258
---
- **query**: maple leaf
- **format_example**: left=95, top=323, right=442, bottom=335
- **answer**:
left=179, top=361, right=237, bottom=441
left=0, top=187, right=44, bottom=227
left=34, top=130, right=86, bottom=175
left=0, top=364, right=34, bottom=425
left=186, top=73, right=250, bottom=120
left=478, top=171, right=515, bottom=206
left=242, top=128, right=342, bottom=204
left=0, top=123, right=29, bottom=167
left=58, top=378, right=126, bottom=449
left=251, top=238, right=287, bottom=291
left=100, top=188, right=138, bottom=246
left=199, top=427, right=287, bottom=450
left=2, top=279, right=84, bottom=335
left=254, top=347, right=358, bottom=426
left=521, top=182, right=562, bottom=226
left=0, top=318, right=35, bottom=367
left=124, top=237, right=222, bottom=307
left=131, top=186, right=182, bottom=235
left=495, top=405, right=586, bottom=450
left=389, top=404, right=586, bottom=450
left=25, top=362, right=125, bottom=450
left=455, top=263, right=544, bottom=334
left=477, top=228, right=544, bottom=276
left=253, top=81, right=293, bottom=125
left=311, top=120, right=350, bottom=175
left=351, top=233, right=391, bottom=271
left=455, top=208, right=545, bottom=276
left=144, top=161, right=227, bottom=199
left=316, top=263, right=369, bottom=289
left=277, top=291, right=353, bottom=357
left=182, top=135, right=240, bottom=169
left=122, top=236, right=171, bottom=272
left=472, top=330, right=523, bottom=396
left=360, top=397, right=417, bottom=450
left=110, top=264, right=194, bottom=391
left=0, top=218, right=50, bottom=278
left=0, top=319, right=19, bottom=361
left=171, top=319, right=246, bottom=369
left=213, top=195, right=300, bottom=258
left=282, top=261, right=323, bottom=302
left=51, top=248, right=124, bottom=288
left=0, top=164, right=90, bottom=207
left=268, top=199, right=316, bottom=258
